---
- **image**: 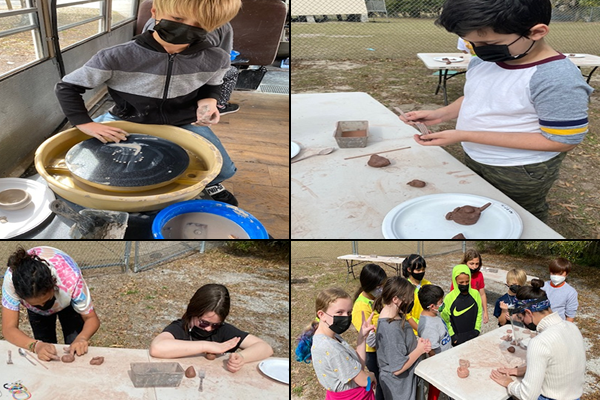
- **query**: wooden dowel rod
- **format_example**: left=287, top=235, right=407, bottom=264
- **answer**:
left=344, top=146, right=411, bottom=160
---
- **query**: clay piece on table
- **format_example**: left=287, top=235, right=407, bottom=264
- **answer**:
left=452, top=233, right=466, bottom=239
left=367, top=154, right=391, bottom=168
left=523, top=329, right=531, bottom=335
left=507, top=346, right=516, bottom=353
left=457, top=366, right=470, bottom=378
left=459, top=359, right=470, bottom=368
left=514, top=327, right=519, bottom=332
left=185, top=366, right=196, bottom=378
left=205, top=353, right=217, bottom=360
left=89, top=356, right=104, bottom=365
left=61, top=354, right=75, bottom=363
left=445, top=202, right=492, bottom=225
left=506, top=329, right=512, bottom=334
left=407, top=179, right=426, bottom=188
left=500, top=335, right=512, bottom=342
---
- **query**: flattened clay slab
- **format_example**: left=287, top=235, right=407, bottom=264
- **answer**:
left=367, top=154, right=390, bottom=168
left=185, top=366, right=196, bottom=378
left=407, top=179, right=426, bottom=188
left=205, top=353, right=217, bottom=360
left=506, top=330, right=512, bottom=334
left=90, top=356, right=104, bottom=365
left=62, top=354, right=75, bottom=363
left=446, top=202, right=492, bottom=225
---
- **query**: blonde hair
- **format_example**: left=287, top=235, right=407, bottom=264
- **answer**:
left=154, top=0, right=241, bottom=32
left=506, top=269, right=527, bottom=286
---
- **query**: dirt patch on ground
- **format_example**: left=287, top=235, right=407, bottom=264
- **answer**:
left=291, top=242, right=600, bottom=399
left=292, top=59, right=600, bottom=238
left=0, top=247, right=289, bottom=358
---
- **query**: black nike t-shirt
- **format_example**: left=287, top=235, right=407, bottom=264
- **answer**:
left=162, top=319, right=249, bottom=352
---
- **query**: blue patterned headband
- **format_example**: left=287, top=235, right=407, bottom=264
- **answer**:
left=514, top=298, right=551, bottom=313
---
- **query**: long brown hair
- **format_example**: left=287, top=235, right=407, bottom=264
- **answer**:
left=461, top=249, right=482, bottom=267
left=182, top=284, right=230, bottom=331
left=373, top=276, right=414, bottom=325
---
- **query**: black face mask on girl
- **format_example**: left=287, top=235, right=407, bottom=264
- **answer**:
left=190, top=326, right=216, bottom=339
left=35, top=295, right=56, bottom=311
left=154, top=19, right=208, bottom=45
left=411, top=271, right=425, bottom=282
left=323, top=312, right=352, bottom=335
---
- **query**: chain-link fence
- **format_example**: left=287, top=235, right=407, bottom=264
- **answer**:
left=350, top=241, right=464, bottom=257
left=132, top=241, right=207, bottom=273
left=292, top=0, right=600, bottom=60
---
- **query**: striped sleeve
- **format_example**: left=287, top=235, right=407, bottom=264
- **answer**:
left=531, top=58, right=593, bottom=145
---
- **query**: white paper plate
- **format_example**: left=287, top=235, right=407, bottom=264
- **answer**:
left=433, top=57, right=464, bottom=63
left=0, top=178, right=55, bottom=239
left=291, top=142, right=300, bottom=159
left=258, top=358, right=289, bottom=384
left=567, top=53, right=586, bottom=58
left=382, top=193, right=522, bottom=239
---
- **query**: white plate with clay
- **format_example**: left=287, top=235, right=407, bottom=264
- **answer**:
left=0, top=178, right=56, bottom=239
left=291, top=141, right=300, bottom=159
left=566, top=53, right=586, bottom=58
left=382, top=193, right=522, bottom=239
left=433, top=57, right=464, bottom=63
left=258, top=358, right=289, bottom=384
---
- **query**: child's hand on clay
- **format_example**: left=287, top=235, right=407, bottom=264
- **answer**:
left=36, top=342, right=59, bottom=361
left=226, top=352, right=245, bottom=373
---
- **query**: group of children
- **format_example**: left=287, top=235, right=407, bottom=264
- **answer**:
left=296, top=249, right=579, bottom=400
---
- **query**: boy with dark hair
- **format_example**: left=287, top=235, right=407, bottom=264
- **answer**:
left=441, top=265, right=482, bottom=346
left=400, top=0, right=593, bottom=222
left=55, top=0, right=242, bottom=205
left=542, top=257, right=578, bottom=322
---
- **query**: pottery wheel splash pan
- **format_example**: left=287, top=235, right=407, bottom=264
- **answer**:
left=65, top=134, right=190, bottom=192
left=34, top=121, right=223, bottom=212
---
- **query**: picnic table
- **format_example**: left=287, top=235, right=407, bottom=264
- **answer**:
left=480, top=266, right=539, bottom=285
left=0, top=340, right=288, bottom=399
left=338, top=254, right=405, bottom=281
left=291, top=92, right=564, bottom=239
left=415, top=324, right=526, bottom=400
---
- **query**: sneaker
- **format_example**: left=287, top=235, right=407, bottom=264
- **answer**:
left=217, top=103, right=240, bottom=115
left=206, top=183, right=238, bottom=207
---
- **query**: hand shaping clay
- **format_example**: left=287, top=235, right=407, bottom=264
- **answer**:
left=407, top=179, right=426, bottom=188
left=89, top=356, right=104, bottom=365
left=367, top=154, right=390, bottom=168
left=185, top=366, right=196, bottom=378
left=61, top=354, right=75, bottom=363
left=507, top=346, right=515, bottom=353
left=457, top=366, right=470, bottom=378
left=205, top=353, right=217, bottom=360
left=452, top=233, right=466, bottom=239
left=445, top=202, right=492, bottom=225
left=459, top=359, right=470, bottom=368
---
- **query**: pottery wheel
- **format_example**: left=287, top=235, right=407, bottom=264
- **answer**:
left=65, top=134, right=190, bottom=192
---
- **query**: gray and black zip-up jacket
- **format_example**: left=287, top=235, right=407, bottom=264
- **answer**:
left=55, top=31, right=230, bottom=126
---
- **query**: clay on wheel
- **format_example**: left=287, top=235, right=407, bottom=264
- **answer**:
left=185, top=366, right=196, bottom=378
left=457, top=366, right=470, bottom=378
left=61, top=354, right=75, bottom=363
left=407, top=179, right=426, bottom=188
left=89, top=356, right=104, bottom=365
left=367, top=154, right=390, bottom=168
left=205, top=353, right=217, bottom=360
left=445, top=202, right=492, bottom=225
left=507, top=346, right=516, bottom=353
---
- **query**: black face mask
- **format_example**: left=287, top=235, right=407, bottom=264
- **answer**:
left=190, top=326, right=217, bottom=339
left=154, top=19, right=208, bottom=45
left=525, top=321, right=537, bottom=331
left=508, top=284, right=521, bottom=294
left=471, top=36, right=536, bottom=63
left=458, top=284, right=470, bottom=294
left=470, top=266, right=481, bottom=274
left=34, top=295, right=56, bottom=311
left=411, top=271, right=425, bottom=282
left=404, top=301, right=415, bottom=315
left=325, top=314, right=352, bottom=335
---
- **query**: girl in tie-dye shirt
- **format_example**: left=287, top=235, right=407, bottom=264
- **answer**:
left=1, top=246, right=100, bottom=362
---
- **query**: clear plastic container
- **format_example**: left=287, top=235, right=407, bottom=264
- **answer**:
left=128, top=362, right=184, bottom=388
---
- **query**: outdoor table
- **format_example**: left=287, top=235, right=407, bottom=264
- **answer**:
left=415, top=324, right=525, bottom=400
left=566, top=53, right=600, bottom=83
left=480, top=266, right=539, bottom=285
left=291, top=92, right=564, bottom=239
left=0, top=340, right=287, bottom=399
left=417, top=53, right=471, bottom=105
left=338, top=254, right=405, bottom=281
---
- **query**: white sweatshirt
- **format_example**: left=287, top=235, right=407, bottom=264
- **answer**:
left=507, top=312, right=585, bottom=400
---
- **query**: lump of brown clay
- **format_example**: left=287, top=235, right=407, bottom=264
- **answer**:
left=367, top=154, right=390, bottom=168
left=507, top=346, right=515, bottom=353
left=89, top=356, right=104, bottom=365
left=457, top=366, right=469, bottom=378
left=500, top=335, right=512, bottom=342
left=205, top=353, right=217, bottom=360
left=445, top=202, right=492, bottom=225
left=506, top=329, right=512, bottom=334
left=452, top=233, right=466, bottom=239
left=407, top=179, right=426, bottom=188
left=514, top=327, right=519, bottom=332
left=61, top=354, right=75, bottom=363
left=459, top=359, right=470, bottom=368
left=185, top=366, right=196, bottom=378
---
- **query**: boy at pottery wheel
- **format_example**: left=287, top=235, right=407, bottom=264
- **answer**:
left=400, top=0, right=593, bottom=222
left=1, top=246, right=100, bottom=361
left=54, top=0, right=241, bottom=206
left=149, top=284, right=273, bottom=372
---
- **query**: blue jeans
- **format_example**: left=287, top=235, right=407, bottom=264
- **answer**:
left=538, top=396, right=579, bottom=400
left=92, top=112, right=236, bottom=186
